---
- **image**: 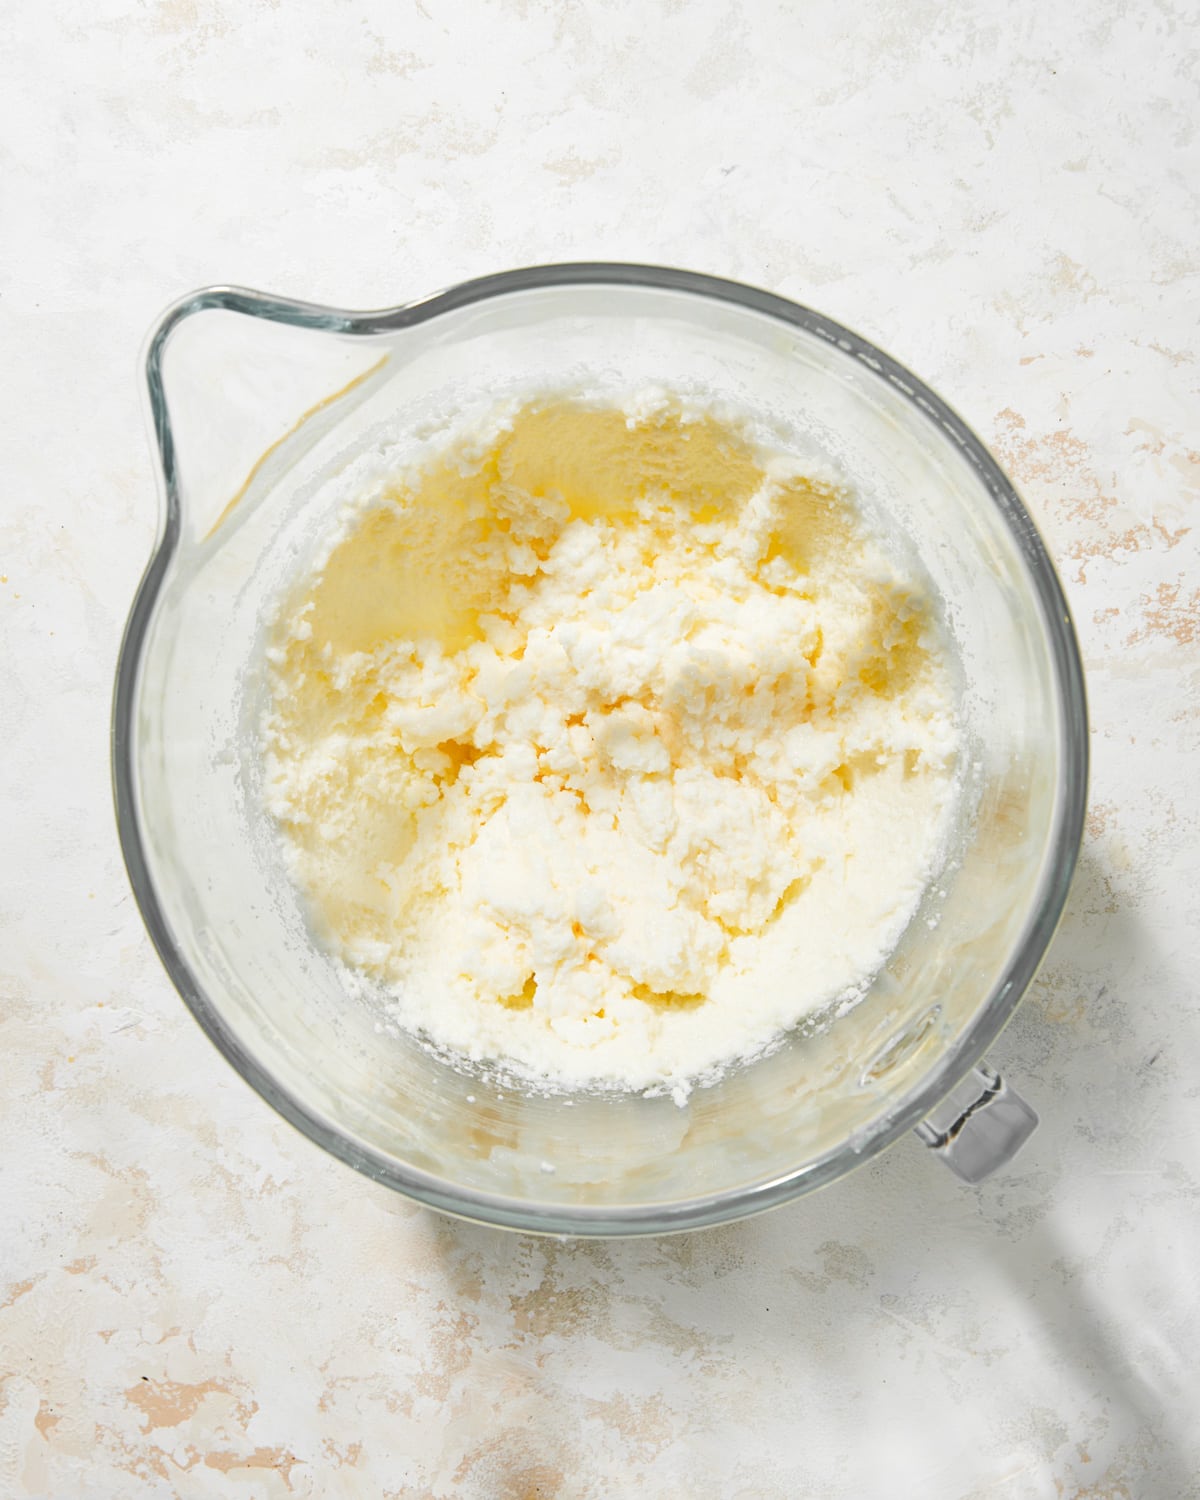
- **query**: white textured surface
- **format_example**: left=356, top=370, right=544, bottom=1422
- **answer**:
left=2, top=2, right=1198, bottom=1496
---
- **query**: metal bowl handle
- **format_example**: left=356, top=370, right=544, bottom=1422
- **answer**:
left=914, top=1061, right=1038, bottom=1183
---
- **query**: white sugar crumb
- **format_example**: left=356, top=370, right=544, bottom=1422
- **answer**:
left=260, top=394, right=960, bottom=1101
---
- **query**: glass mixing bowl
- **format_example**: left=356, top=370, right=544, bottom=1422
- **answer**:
left=113, top=264, right=1087, bottom=1234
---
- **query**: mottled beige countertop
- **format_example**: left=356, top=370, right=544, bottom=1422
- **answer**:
left=2, top=2, right=1198, bottom=1496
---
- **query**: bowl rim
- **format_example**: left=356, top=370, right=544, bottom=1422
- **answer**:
left=112, top=261, right=1089, bottom=1235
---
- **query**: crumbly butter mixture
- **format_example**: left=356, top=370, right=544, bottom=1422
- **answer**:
left=262, top=398, right=959, bottom=1096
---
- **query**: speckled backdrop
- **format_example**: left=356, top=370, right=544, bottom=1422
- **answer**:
left=2, top=2, right=1198, bottom=1496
